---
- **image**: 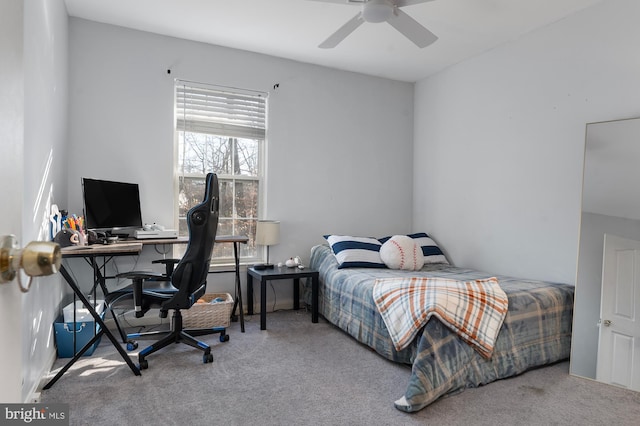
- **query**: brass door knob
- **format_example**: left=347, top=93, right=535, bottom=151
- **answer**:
left=0, top=235, right=61, bottom=292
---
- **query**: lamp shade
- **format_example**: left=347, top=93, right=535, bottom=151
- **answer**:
left=255, top=220, right=280, bottom=246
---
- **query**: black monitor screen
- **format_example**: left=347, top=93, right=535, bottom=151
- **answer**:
left=82, top=178, right=143, bottom=231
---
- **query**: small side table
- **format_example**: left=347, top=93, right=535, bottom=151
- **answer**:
left=247, top=266, right=319, bottom=330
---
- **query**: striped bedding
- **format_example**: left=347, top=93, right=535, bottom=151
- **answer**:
left=305, top=244, right=574, bottom=412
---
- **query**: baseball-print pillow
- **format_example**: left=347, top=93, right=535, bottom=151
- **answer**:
left=379, top=235, right=424, bottom=271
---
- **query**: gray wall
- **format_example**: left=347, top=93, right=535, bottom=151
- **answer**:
left=413, top=0, right=640, bottom=284
left=66, top=18, right=415, bottom=309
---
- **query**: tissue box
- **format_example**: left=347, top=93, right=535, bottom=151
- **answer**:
left=62, top=299, right=105, bottom=323
left=54, top=303, right=105, bottom=358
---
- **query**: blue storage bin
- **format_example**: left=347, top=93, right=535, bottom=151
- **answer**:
left=54, top=313, right=103, bottom=358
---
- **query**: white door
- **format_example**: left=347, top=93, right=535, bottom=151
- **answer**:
left=596, top=233, right=640, bottom=390
left=0, top=0, right=25, bottom=403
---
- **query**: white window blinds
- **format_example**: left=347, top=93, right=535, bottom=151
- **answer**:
left=176, top=81, right=266, bottom=139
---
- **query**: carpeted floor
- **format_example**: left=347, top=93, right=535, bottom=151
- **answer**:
left=40, top=310, right=640, bottom=425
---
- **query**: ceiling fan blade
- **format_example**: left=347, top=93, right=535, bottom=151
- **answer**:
left=319, top=13, right=365, bottom=48
left=387, top=8, right=438, bottom=48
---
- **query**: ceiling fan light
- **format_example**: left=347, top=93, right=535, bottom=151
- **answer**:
left=362, top=0, right=393, bottom=23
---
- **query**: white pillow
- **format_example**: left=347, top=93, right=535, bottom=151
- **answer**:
left=380, top=235, right=425, bottom=271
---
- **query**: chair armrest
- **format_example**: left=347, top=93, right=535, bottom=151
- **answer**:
left=116, top=271, right=165, bottom=318
left=152, top=259, right=180, bottom=277
left=152, top=259, right=180, bottom=265
left=116, top=271, right=164, bottom=280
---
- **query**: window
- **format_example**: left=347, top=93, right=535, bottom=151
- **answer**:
left=175, top=81, right=267, bottom=265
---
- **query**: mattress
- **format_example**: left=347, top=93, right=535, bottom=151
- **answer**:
left=305, top=244, right=574, bottom=412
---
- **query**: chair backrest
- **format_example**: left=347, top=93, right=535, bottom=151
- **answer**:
left=162, top=173, right=219, bottom=311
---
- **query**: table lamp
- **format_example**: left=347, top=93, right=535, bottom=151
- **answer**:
left=254, top=220, right=280, bottom=270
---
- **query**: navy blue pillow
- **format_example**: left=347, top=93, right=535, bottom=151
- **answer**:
left=324, top=235, right=387, bottom=269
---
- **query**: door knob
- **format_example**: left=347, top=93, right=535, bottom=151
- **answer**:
left=602, top=319, right=612, bottom=327
left=0, top=235, right=61, bottom=292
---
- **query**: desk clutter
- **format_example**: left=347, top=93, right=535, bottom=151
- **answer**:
left=51, top=204, right=88, bottom=247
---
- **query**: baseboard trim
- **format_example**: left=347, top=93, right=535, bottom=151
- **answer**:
left=31, top=349, right=58, bottom=402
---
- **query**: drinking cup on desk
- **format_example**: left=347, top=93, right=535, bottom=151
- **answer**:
left=68, top=230, right=84, bottom=246
left=54, top=229, right=82, bottom=247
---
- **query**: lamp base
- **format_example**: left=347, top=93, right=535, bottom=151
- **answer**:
left=253, top=263, right=275, bottom=271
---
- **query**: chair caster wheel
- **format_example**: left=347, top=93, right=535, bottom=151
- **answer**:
left=220, top=334, right=230, bottom=342
left=203, top=353, right=213, bottom=364
left=127, top=341, right=138, bottom=351
left=139, top=359, right=148, bottom=370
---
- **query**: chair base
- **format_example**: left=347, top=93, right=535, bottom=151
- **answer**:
left=131, top=309, right=228, bottom=369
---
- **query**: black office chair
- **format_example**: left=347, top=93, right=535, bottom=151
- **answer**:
left=105, top=257, right=179, bottom=345
left=151, top=258, right=180, bottom=279
left=112, top=173, right=227, bottom=369
left=105, top=275, right=177, bottom=347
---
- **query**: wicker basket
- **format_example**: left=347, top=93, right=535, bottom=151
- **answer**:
left=182, top=293, right=233, bottom=328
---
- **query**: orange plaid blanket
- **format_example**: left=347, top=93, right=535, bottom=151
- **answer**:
left=373, top=276, right=508, bottom=359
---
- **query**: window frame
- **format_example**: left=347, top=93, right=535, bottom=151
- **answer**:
left=173, top=80, right=268, bottom=267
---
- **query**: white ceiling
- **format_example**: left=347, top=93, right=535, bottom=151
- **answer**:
left=63, top=0, right=603, bottom=83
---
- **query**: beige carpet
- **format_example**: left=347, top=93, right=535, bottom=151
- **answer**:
left=41, top=310, right=640, bottom=425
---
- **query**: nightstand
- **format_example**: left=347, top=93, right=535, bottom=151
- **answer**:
left=246, top=266, right=319, bottom=330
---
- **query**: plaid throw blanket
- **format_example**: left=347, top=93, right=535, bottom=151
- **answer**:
left=373, top=276, right=508, bottom=359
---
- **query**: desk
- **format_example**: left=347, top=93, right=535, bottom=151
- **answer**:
left=206, top=235, right=249, bottom=332
left=246, top=266, right=319, bottom=330
left=44, top=244, right=143, bottom=389
left=44, top=235, right=247, bottom=389
left=72, top=235, right=248, bottom=332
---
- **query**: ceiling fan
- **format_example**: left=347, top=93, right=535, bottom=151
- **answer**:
left=312, top=0, right=438, bottom=49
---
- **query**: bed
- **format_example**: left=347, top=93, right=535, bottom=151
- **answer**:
left=304, top=241, right=574, bottom=412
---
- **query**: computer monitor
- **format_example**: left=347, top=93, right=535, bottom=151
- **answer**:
left=82, top=178, right=143, bottom=233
